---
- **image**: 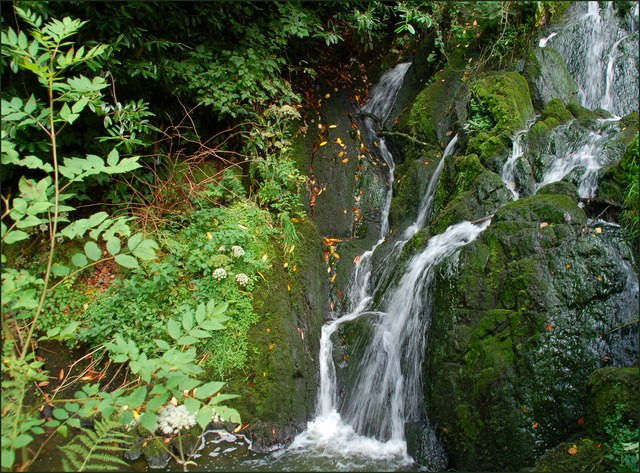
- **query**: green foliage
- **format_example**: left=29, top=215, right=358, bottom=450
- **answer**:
left=467, top=95, right=496, bottom=134
left=619, top=137, right=639, bottom=241
left=604, top=404, right=640, bottom=472
left=60, top=418, right=131, bottom=472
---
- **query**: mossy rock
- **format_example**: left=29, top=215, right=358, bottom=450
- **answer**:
left=424, top=189, right=636, bottom=470
left=534, top=438, right=611, bottom=472
left=523, top=47, right=579, bottom=111
left=466, top=131, right=511, bottom=173
left=470, top=71, right=535, bottom=136
left=566, top=102, right=600, bottom=122
left=224, top=219, right=326, bottom=451
left=537, top=181, right=579, bottom=203
left=586, top=367, right=640, bottom=440
left=494, top=193, right=587, bottom=227
left=405, top=53, right=466, bottom=145
left=431, top=170, right=511, bottom=235
left=540, top=98, right=574, bottom=125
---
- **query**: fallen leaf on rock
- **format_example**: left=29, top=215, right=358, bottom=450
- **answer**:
left=567, top=446, right=578, bottom=455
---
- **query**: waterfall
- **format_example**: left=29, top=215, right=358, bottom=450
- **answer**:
left=533, top=118, right=621, bottom=198
left=501, top=117, right=538, bottom=200
left=552, top=1, right=639, bottom=116
left=287, top=64, right=487, bottom=468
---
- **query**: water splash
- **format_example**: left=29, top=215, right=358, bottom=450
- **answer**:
left=501, top=118, right=538, bottom=200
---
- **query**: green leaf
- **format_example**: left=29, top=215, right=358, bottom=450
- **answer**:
left=182, top=309, right=194, bottom=332
left=127, top=233, right=143, bottom=252
left=51, top=263, right=70, bottom=277
left=196, top=405, right=213, bottom=430
left=126, top=386, right=147, bottom=409
left=4, top=230, right=30, bottom=244
left=67, top=417, right=81, bottom=429
left=212, top=406, right=241, bottom=424
left=53, top=408, right=69, bottom=420
left=167, top=318, right=181, bottom=340
left=146, top=393, right=170, bottom=412
left=131, top=239, right=158, bottom=260
left=155, top=339, right=170, bottom=351
left=140, top=412, right=157, bottom=431
left=177, top=335, right=198, bottom=346
left=184, top=397, right=201, bottom=415
left=71, top=253, right=88, bottom=267
left=114, top=254, right=138, bottom=269
left=209, top=393, right=241, bottom=405
left=58, top=425, right=69, bottom=438
left=2, top=449, right=15, bottom=469
left=106, top=237, right=121, bottom=255
left=107, top=148, right=119, bottom=166
left=84, top=241, right=102, bottom=261
left=194, top=382, right=224, bottom=400
left=13, top=433, right=34, bottom=448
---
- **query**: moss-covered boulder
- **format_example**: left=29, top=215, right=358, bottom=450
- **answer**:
left=537, top=181, right=580, bottom=202
left=469, top=71, right=535, bottom=137
left=425, top=192, right=637, bottom=471
left=524, top=46, right=579, bottom=111
left=534, top=438, right=612, bottom=472
left=225, top=219, right=327, bottom=451
left=431, top=169, right=511, bottom=235
left=586, top=367, right=640, bottom=440
left=403, top=53, right=467, bottom=145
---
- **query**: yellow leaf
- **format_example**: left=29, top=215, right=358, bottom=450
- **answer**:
left=318, top=123, right=323, bottom=129
left=257, top=271, right=266, bottom=281
left=283, top=261, right=289, bottom=268
left=292, top=265, right=297, bottom=272
left=288, top=245, right=295, bottom=254
left=268, top=344, right=274, bottom=350
left=338, top=151, right=345, bottom=158
left=342, top=158, right=349, bottom=164
left=238, top=224, right=248, bottom=230
left=333, top=253, right=340, bottom=259
left=262, top=254, right=268, bottom=261
left=595, top=227, right=602, bottom=234
left=335, top=137, right=342, bottom=144
left=266, top=328, right=271, bottom=333
left=331, top=274, right=337, bottom=283
left=319, top=141, right=328, bottom=146
left=327, top=267, right=331, bottom=273
left=287, top=283, right=291, bottom=291
left=325, top=93, right=331, bottom=98
left=329, top=124, right=337, bottom=128
left=207, top=232, right=213, bottom=240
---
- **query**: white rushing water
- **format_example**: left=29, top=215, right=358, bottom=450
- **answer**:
left=286, top=64, right=487, bottom=469
left=501, top=117, right=538, bottom=200
left=552, top=1, right=639, bottom=117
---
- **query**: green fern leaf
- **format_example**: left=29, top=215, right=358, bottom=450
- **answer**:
left=60, top=418, right=132, bottom=472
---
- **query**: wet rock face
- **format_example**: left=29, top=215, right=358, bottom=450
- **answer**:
left=426, top=193, right=637, bottom=471
left=524, top=46, right=580, bottom=110
left=223, top=219, right=327, bottom=451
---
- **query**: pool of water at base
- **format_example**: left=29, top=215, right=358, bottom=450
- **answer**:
left=28, top=428, right=425, bottom=472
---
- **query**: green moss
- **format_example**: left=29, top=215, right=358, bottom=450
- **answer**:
left=540, top=98, right=573, bottom=124
left=535, top=438, right=611, bottom=472
left=567, top=101, right=599, bottom=121
left=537, top=181, right=580, bottom=203
left=466, top=132, right=510, bottom=172
left=586, top=367, right=640, bottom=440
left=470, top=72, right=534, bottom=136
left=494, top=193, right=587, bottom=226
left=431, top=170, right=510, bottom=235
left=407, top=53, right=466, bottom=144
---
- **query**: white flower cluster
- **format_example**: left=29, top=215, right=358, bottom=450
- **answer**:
left=157, top=404, right=196, bottom=435
left=231, top=245, right=245, bottom=258
left=218, top=245, right=226, bottom=252
left=39, top=223, right=48, bottom=233
left=213, top=268, right=227, bottom=281
left=235, top=273, right=250, bottom=287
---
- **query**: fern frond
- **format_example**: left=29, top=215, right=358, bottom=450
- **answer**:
left=60, top=418, right=132, bottom=472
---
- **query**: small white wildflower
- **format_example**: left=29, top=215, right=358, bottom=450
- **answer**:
left=218, top=245, right=226, bottom=252
left=59, top=212, right=69, bottom=219
left=213, top=268, right=227, bottom=281
left=157, top=404, right=196, bottom=435
left=236, top=273, right=250, bottom=287
left=39, top=223, right=48, bottom=233
left=231, top=245, right=245, bottom=258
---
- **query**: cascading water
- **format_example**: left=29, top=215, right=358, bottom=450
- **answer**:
left=501, top=117, right=538, bottom=200
left=284, top=64, right=487, bottom=470
left=552, top=1, right=639, bottom=117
